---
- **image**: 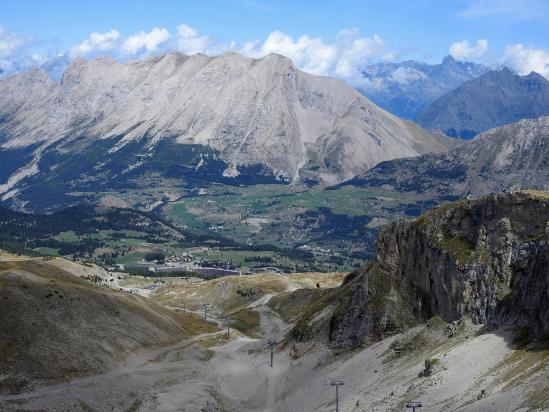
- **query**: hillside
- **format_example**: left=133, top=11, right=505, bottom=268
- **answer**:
left=0, top=52, right=453, bottom=211
left=0, top=257, right=200, bottom=394
left=341, top=116, right=549, bottom=197
left=416, top=68, right=549, bottom=138
left=284, top=191, right=549, bottom=409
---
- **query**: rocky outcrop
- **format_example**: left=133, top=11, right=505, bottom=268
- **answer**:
left=294, top=191, right=549, bottom=349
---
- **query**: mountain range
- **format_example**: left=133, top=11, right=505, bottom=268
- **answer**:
left=416, top=68, right=549, bottom=138
left=341, top=116, right=549, bottom=196
left=359, top=55, right=489, bottom=119
left=1, top=49, right=549, bottom=412
left=0, top=51, right=453, bottom=211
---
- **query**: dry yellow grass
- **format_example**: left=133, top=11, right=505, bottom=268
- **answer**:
left=152, top=271, right=347, bottom=316
left=0, top=259, right=192, bottom=392
left=197, top=332, right=243, bottom=348
left=286, top=272, right=347, bottom=288
left=228, top=308, right=260, bottom=337
left=498, top=347, right=549, bottom=391
left=173, top=311, right=220, bottom=335
left=0, top=252, right=37, bottom=262
left=518, top=189, right=549, bottom=200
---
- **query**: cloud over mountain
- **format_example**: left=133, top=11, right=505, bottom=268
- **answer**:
left=244, top=29, right=391, bottom=84
left=0, top=25, right=42, bottom=74
left=0, top=23, right=392, bottom=84
left=121, top=27, right=170, bottom=55
left=449, top=39, right=488, bottom=60
left=503, top=44, right=549, bottom=77
left=0, top=21, right=547, bottom=85
left=70, top=30, right=122, bottom=57
left=63, top=25, right=393, bottom=86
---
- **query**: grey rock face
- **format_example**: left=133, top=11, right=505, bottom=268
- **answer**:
left=295, top=191, right=549, bottom=349
left=359, top=55, right=488, bottom=119
left=0, top=52, right=452, bottom=200
left=416, top=68, right=549, bottom=138
left=345, top=116, right=549, bottom=197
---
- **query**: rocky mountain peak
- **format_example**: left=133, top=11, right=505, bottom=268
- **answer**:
left=441, top=54, right=456, bottom=65
left=3, top=67, right=53, bottom=85
left=499, top=66, right=514, bottom=75
left=0, top=51, right=453, bottom=208
left=479, top=66, right=517, bottom=83
left=256, top=52, right=295, bottom=66
left=525, top=70, right=548, bottom=83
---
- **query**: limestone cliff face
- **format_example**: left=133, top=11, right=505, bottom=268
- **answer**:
left=0, top=52, right=452, bottom=203
left=377, top=191, right=549, bottom=325
left=296, top=191, right=549, bottom=349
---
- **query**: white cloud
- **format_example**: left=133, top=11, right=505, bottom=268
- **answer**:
left=0, top=25, right=40, bottom=75
left=121, top=27, right=170, bottom=55
left=251, top=31, right=337, bottom=75
left=449, top=39, right=488, bottom=60
left=390, top=67, right=427, bottom=85
left=334, top=30, right=387, bottom=80
left=70, top=30, right=121, bottom=58
left=0, top=26, right=33, bottom=56
left=0, top=24, right=395, bottom=86
left=175, top=24, right=214, bottom=55
left=48, top=24, right=224, bottom=66
left=242, top=29, right=390, bottom=84
left=503, top=44, right=549, bottom=77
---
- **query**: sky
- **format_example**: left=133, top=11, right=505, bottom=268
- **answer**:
left=1, top=0, right=548, bottom=84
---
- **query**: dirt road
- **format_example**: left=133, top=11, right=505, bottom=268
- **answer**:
left=0, top=295, right=292, bottom=411
left=0, top=286, right=533, bottom=412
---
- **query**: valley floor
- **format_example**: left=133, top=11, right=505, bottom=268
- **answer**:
left=1, top=274, right=547, bottom=412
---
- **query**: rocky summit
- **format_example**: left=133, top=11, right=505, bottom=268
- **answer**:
left=294, top=191, right=549, bottom=349
left=0, top=52, right=451, bottom=210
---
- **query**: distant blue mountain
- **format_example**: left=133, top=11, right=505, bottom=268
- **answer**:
left=359, top=55, right=488, bottom=119
left=416, top=68, right=549, bottom=139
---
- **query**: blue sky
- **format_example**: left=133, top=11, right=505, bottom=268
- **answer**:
left=1, top=0, right=548, bottom=80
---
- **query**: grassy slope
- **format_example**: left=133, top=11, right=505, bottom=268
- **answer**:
left=0, top=258, right=215, bottom=394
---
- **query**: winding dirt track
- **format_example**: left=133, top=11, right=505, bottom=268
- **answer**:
left=0, top=295, right=292, bottom=411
